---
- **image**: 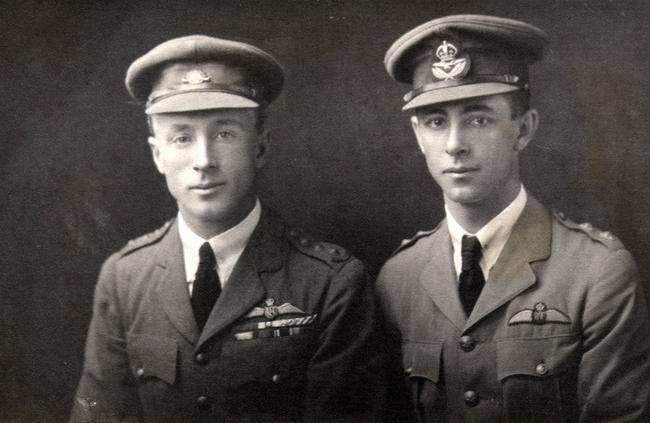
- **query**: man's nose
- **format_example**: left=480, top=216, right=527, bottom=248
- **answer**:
left=445, top=123, right=469, bottom=156
left=192, top=137, right=217, bottom=171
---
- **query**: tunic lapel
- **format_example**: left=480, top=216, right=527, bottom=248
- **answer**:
left=197, top=208, right=285, bottom=348
left=154, top=220, right=200, bottom=345
left=418, top=222, right=467, bottom=332
left=465, top=196, right=552, bottom=330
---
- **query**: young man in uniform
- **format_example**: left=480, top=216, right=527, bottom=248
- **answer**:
left=376, top=15, right=650, bottom=422
left=71, top=35, right=381, bottom=423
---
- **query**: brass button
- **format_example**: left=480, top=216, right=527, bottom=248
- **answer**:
left=135, top=367, right=144, bottom=378
left=464, top=390, right=479, bottom=407
left=272, top=374, right=281, bottom=383
left=536, top=362, right=548, bottom=376
left=196, top=396, right=210, bottom=410
left=459, top=335, right=475, bottom=352
left=195, top=352, right=208, bottom=365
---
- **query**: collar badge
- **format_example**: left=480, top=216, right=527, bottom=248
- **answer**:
left=182, top=69, right=211, bottom=84
left=431, top=40, right=471, bottom=81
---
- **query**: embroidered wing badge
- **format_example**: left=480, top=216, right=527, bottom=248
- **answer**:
left=508, top=302, right=571, bottom=325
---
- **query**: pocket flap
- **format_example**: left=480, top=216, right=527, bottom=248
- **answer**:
left=401, top=340, right=443, bottom=383
left=126, top=333, right=178, bottom=384
left=496, top=335, right=579, bottom=380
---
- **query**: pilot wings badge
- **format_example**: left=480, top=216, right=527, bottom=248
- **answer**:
left=508, top=302, right=572, bottom=325
left=431, top=41, right=471, bottom=81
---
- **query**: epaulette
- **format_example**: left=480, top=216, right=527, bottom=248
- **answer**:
left=391, top=223, right=441, bottom=257
left=553, top=210, right=622, bottom=250
left=286, top=227, right=351, bottom=269
left=118, top=219, right=174, bottom=257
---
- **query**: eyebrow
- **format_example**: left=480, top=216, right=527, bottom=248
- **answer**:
left=461, top=104, right=494, bottom=114
left=209, top=119, right=244, bottom=127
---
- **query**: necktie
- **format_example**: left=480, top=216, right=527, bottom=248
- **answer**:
left=458, top=235, right=485, bottom=316
left=191, top=242, right=221, bottom=331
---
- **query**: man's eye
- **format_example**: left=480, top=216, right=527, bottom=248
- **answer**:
left=469, top=117, right=490, bottom=126
left=216, top=131, right=235, bottom=140
left=426, top=118, right=446, bottom=128
left=172, top=135, right=191, bottom=144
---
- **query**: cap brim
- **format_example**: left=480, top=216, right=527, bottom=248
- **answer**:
left=402, top=82, right=519, bottom=110
left=145, top=91, right=259, bottom=114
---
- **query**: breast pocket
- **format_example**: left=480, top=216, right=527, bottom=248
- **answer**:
left=401, top=340, right=446, bottom=421
left=220, top=334, right=313, bottom=418
left=496, top=334, right=580, bottom=423
left=126, top=333, right=178, bottom=413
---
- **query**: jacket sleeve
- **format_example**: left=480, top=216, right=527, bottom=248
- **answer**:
left=579, top=248, right=650, bottom=422
left=70, top=254, right=140, bottom=423
left=303, top=258, right=386, bottom=423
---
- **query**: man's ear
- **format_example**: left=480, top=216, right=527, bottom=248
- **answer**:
left=410, top=115, right=426, bottom=154
left=255, top=129, right=270, bottom=169
left=148, top=136, right=165, bottom=174
left=514, top=108, right=539, bottom=152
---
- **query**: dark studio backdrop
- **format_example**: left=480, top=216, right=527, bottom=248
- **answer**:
left=1, top=0, right=649, bottom=421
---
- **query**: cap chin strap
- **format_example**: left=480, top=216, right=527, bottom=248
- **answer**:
left=404, top=74, right=525, bottom=102
left=147, top=83, right=260, bottom=107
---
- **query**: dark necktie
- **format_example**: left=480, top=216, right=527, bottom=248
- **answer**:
left=458, top=235, right=486, bottom=316
left=190, top=242, right=221, bottom=331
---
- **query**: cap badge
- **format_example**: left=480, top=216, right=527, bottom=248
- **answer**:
left=182, top=69, right=211, bottom=84
left=431, top=41, right=470, bottom=81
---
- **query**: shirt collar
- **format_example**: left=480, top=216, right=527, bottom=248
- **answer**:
left=446, top=185, right=527, bottom=279
left=178, top=198, right=262, bottom=283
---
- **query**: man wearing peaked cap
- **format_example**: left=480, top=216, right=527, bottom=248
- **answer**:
left=71, top=35, right=383, bottom=423
left=375, top=15, right=650, bottom=422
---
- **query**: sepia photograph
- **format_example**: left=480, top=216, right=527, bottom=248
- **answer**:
left=1, top=1, right=649, bottom=421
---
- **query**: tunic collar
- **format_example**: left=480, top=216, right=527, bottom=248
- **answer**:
left=446, top=185, right=527, bottom=281
left=178, top=198, right=261, bottom=290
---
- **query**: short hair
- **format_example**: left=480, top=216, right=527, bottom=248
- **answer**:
left=147, top=107, right=268, bottom=137
left=506, top=89, right=531, bottom=119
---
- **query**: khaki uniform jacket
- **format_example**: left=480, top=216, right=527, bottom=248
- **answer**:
left=376, top=196, right=650, bottom=423
left=71, top=208, right=382, bottom=423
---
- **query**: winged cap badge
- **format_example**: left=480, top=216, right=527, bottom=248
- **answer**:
left=431, top=40, right=471, bottom=81
left=182, top=69, right=212, bottom=84
left=508, top=302, right=572, bottom=325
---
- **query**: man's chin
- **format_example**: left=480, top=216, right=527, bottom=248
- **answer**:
left=443, top=188, right=483, bottom=206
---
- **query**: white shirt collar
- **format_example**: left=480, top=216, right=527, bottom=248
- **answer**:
left=446, top=185, right=527, bottom=281
left=178, top=198, right=261, bottom=292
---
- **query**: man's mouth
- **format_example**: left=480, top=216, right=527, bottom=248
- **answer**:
left=443, top=166, right=479, bottom=174
left=190, top=182, right=224, bottom=194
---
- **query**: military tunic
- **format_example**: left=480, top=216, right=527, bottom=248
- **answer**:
left=71, top=208, right=382, bottom=423
left=376, top=196, right=650, bottom=422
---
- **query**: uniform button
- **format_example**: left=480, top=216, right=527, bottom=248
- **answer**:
left=272, top=374, right=281, bottom=383
left=404, top=366, right=413, bottom=376
left=464, top=390, right=479, bottom=407
left=459, top=336, right=476, bottom=352
left=536, top=362, right=548, bottom=376
left=135, top=367, right=144, bottom=378
left=196, top=396, right=210, bottom=410
left=195, top=352, right=208, bottom=365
